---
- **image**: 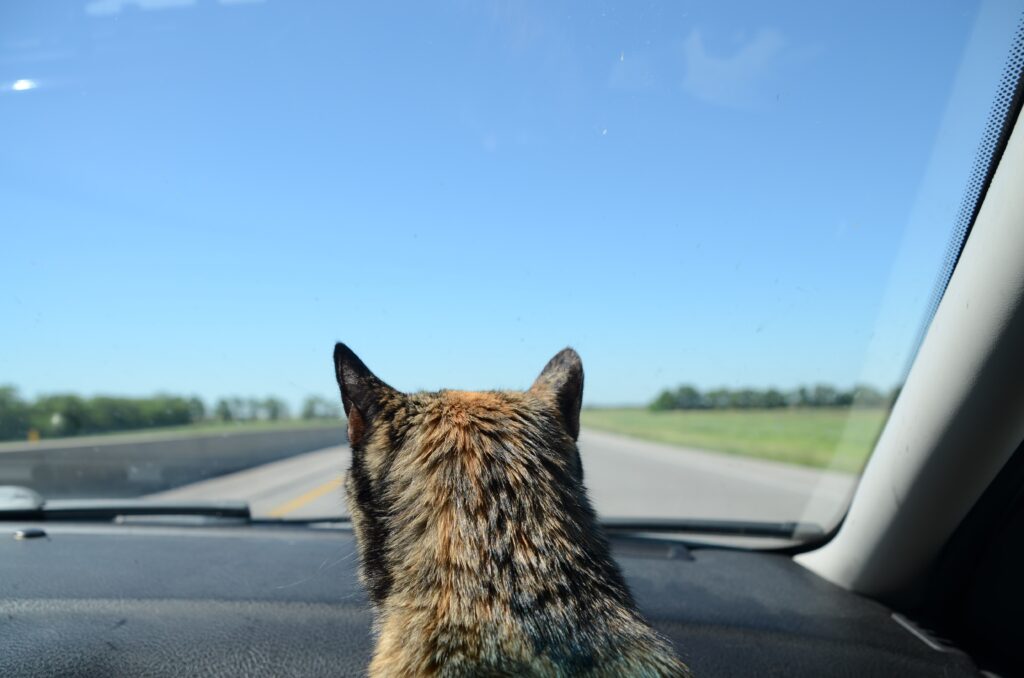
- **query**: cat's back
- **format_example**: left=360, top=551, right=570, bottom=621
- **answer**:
left=374, top=390, right=689, bottom=677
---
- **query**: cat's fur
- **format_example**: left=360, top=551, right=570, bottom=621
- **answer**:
left=334, top=343, right=692, bottom=677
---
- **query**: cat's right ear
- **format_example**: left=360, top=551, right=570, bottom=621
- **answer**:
left=333, top=343, right=398, bottom=447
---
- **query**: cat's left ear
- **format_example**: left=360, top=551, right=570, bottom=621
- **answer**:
left=333, top=343, right=399, bottom=447
left=530, top=347, right=584, bottom=441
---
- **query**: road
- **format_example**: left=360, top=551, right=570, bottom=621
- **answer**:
left=148, top=429, right=858, bottom=528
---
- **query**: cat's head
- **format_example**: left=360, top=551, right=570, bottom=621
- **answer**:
left=332, top=343, right=592, bottom=605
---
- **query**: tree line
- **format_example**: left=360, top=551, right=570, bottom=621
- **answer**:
left=0, top=386, right=341, bottom=442
left=649, top=383, right=898, bottom=411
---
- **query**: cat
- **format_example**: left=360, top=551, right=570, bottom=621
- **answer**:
left=334, top=343, right=692, bottom=677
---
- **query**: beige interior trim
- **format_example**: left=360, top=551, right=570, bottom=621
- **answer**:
left=796, top=110, right=1024, bottom=598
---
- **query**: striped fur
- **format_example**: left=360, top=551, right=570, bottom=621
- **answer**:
left=334, top=343, right=692, bottom=677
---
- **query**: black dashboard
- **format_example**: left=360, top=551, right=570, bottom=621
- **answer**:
left=0, top=521, right=980, bottom=677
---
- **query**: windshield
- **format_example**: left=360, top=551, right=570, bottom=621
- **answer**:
left=2, top=0, right=1021, bottom=540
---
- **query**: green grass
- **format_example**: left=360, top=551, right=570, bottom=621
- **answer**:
left=580, top=407, right=889, bottom=473
left=102, top=419, right=344, bottom=438
left=1, top=419, right=344, bottom=447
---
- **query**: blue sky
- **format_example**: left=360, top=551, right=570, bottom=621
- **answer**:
left=1, top=0, right=1020, bottom=408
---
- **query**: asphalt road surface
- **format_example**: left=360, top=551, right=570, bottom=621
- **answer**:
left=148, top=429, right=858, bottom=529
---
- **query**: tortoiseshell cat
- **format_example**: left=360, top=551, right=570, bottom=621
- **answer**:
left=334, top=343, right=691, bottom=677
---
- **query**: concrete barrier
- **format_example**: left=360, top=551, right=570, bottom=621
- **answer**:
left=0, top=425, right=347, bottom=499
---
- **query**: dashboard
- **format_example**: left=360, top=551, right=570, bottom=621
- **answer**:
left=0, top=521, right=980, bottom=677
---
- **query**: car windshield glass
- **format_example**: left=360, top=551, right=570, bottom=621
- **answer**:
left=2, top=0, right=1022, bottom=542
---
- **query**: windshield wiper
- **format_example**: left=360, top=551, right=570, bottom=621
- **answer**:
left=600, top=517, right=824, bottom=540
left=0, top=485, right=250, bottom=521
left=0, top=486, right=822, bottom=538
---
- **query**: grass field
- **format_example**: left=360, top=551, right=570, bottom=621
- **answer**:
left=0, top=419, right=344, bottom=448
left=580, top=407, right=889, bottom=473
left=104, top=419, right=344, bottom=438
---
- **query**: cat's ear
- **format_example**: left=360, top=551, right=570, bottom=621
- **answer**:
left=530, top=347, right=584, bottom=441
left=333, top=343, right=399, bottom=447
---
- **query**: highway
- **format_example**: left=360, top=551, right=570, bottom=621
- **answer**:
left=147, top=429, right=858, bottom=529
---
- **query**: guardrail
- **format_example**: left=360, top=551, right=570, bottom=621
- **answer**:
left=0, top=425, right=347, bottom=499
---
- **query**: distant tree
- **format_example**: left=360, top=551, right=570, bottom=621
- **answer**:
left=301, top=395, right=341, bottom=420
left=647, top=382, right=889, bottom=412
left=243, top=398, right=260, bottom=421
left=705, top=388, right=732, bottom=409
left=214, top=399, right=234, bottom=422
left=763, top=388, right=787, bottom=409
left=3, top=388, right=304, bottom=441
left=187, top=397, right=206, bottom=423
left=88, top=396, right=136, bottom=432
left=847, top=385, right=882, bottom=407
left=264, top=397, right=288, bottom=421
left=794, top=386, right=812, bottom=407
left=649, top=389, right=678, bottom=412
left=0, top=385, right=30, bottom=441
left=729, top=389, right=752, bottom=409
left=140, top=395, right=194, bottom=428
left=211, top=395, right=295, bottom=422
left=811, top=384, right=838, bottom=407
left=833, top=390, right=855, bottom=407
left=31, top=394, right=88, bottom=436
left=673, top=385, right=704, bottom=410
left=228, top=397, right=246, bottom=421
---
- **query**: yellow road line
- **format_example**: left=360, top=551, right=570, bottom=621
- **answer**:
left=268, top=477, right=343, bottom=517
